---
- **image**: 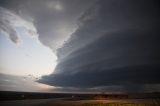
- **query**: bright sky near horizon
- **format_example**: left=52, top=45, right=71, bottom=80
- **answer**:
left=0, top=0, right=76, bottom=92
left=0, top=22, right=57, bottom=77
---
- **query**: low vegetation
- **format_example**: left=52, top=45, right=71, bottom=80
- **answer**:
left=37, top=102, right=157, bottom=106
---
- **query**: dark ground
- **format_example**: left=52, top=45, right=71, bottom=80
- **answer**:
left=0, top=91, right=160, bottom=106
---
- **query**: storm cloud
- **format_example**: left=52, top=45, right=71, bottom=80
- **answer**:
left=1, top=0, right=160, bottom=93
left=39, top=29, right=160, bottom=87
left=38, top=0, right=160, bottom=91
left=0, top=0, right=95, bottom=51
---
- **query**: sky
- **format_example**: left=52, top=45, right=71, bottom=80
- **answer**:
left=0, top=0, right=160, bottom=93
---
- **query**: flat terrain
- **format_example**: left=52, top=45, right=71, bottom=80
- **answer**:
left=0, top=98, right=160, bottom=106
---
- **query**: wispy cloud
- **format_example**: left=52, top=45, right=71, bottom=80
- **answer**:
left=0, top=7, right=38, bottom=45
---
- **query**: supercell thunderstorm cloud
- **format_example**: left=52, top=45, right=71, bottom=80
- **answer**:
left=38, top=0, right=160, bottom=92
left=0, top=0, right=160, bottom=93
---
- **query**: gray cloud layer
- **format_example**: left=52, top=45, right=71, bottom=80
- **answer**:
left=0, top=73, right=50, bottom=92
left=38, top=0, right=160, bottom=91
left=39, top=29, right=160, bottom=87
left=0, top=0, right=95, bottom=51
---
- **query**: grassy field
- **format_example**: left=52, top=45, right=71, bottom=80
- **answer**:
left=36, top=99, right=160, bottom=106
left=0, top=91, right=159, bottom=106
left=0, top=98, right=159, bottom=106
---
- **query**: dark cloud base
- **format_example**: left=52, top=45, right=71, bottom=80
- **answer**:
left=39, top=64, right=160, bottom=88
left=38, top=29, right=160, bottom=88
